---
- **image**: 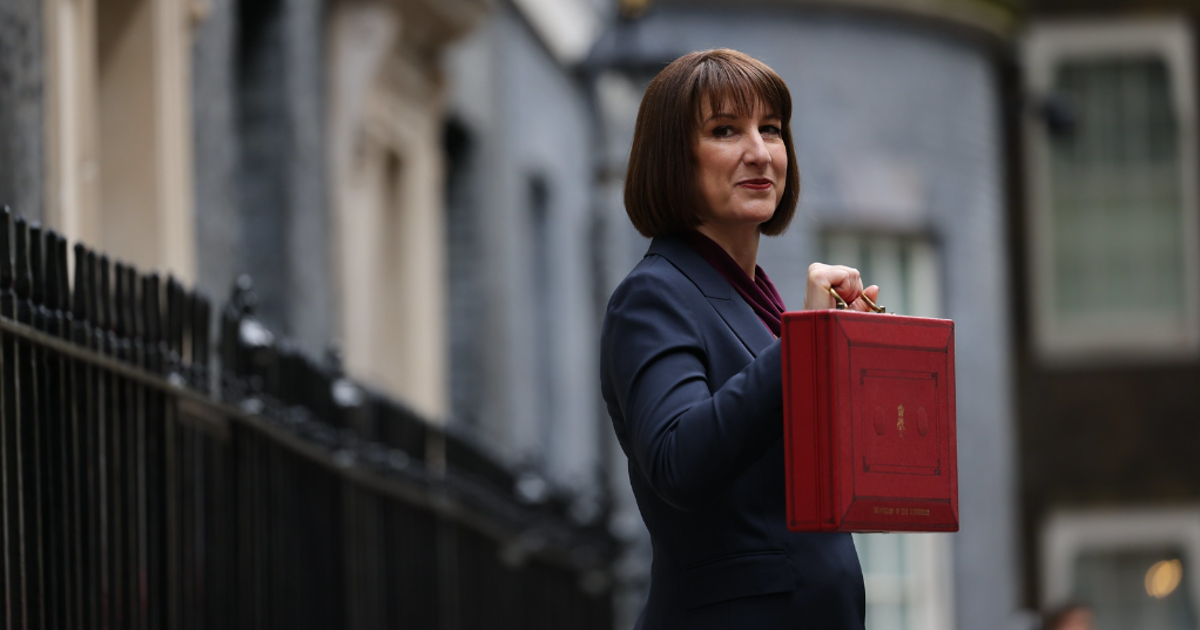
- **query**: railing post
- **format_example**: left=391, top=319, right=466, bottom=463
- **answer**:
left=165, top=277, right=182, bottom=380
left=191, top=292, right=211, bottom=394
left=44, top=231, right=76, bottom=630
left=69, top=243, right=93, bottom=630
left=33, top=226, right=64, bottom=630
left=14, top=217, right=46, bottom=630
left=0, top=206, right=23, bottom=630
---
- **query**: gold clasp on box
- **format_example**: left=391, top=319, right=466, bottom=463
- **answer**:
left=827, top=286, right=887, bottom=313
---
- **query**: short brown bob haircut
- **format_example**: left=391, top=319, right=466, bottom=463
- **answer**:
left=625, top=48, right=800, bottom=238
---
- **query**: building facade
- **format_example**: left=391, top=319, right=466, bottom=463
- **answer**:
left=441, top=0, right=614, bottom=544
left=1013, top=2, right=1200, bottom=628
left=11, top=0, right=1197, bottom=628
left=8, top=0, right=483, bottom=421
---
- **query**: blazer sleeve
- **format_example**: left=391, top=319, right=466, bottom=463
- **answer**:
left=602, top=266, right=783, bottom=511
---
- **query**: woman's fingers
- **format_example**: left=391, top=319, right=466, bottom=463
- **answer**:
left=847, top=285, right=880, bottom=312
left=803, top=263, right=865, bottom=311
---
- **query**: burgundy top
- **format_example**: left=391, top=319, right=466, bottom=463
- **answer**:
left=681, top=230, right=787, bottom=337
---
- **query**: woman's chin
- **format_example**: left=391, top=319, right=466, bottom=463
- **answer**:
left=700, top=201, right=779, bottom=234
left=739, top=206, right=778, bottom=226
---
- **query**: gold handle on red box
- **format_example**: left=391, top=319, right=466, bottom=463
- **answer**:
left=827, top=286, right=887, bottom=313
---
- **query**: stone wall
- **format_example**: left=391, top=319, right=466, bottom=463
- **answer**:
left=1012, top=0, right=1200, bottom=607
left=0, top=0, right=44, bottom=221
left=444, top=2, right=607, bottom=501
left=193, top=0, right=244, bottom=314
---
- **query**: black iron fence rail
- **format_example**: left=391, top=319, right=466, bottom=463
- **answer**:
left=0, top=207, right=614, bottom=629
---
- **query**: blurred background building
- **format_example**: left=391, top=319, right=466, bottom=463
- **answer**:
left=0, top=0, right=1198, bottom=628
left=1015, top=2, right=1200, bottom=629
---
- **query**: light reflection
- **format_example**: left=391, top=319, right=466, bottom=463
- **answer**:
left=1144, top=559, right=1183, bottom=599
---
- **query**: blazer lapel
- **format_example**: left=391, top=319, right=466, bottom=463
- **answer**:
left=647, top=236, right=776, bottom=357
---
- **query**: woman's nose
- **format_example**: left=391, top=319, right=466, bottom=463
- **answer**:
left=743, top=132, right=771, bottom=166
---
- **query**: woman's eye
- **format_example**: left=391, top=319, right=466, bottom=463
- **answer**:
left=712, top=125, right=736, bottom=138
left=761, top=125, right=782, bottom=137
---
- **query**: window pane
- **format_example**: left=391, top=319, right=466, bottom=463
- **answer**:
left=1048, top=57, right=1186, bottom=318
left=854, top=533, right=912, bottom=630
left=819, top=233, right=940, bottom=318
left=855, top=532, right=907, bottom=576
left=1073, top=547, right=1198, bottom=630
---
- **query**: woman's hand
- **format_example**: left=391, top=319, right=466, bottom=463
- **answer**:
left=802, top=263, right=880, bottom=312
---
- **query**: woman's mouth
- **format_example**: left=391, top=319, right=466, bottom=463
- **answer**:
left=738, top=179, right=772, bottom=191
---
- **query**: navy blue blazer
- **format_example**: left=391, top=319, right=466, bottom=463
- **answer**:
left=600, top=236, right=865, bottom=629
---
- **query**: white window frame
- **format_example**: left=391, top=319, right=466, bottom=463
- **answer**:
left=1041, top=506, right=1200, bottom=613
left=1022, top=17, right=1200, bottom=364
left=328, top=4, right=452, bottom=420
left=821, top=230, right=942, bottom=319
left=43, top=0, right=195, bottom=280
left=853, top=532, right=956, bottom=630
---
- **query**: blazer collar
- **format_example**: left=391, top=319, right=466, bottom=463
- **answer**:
left=646, top=235, right=776, bottom=356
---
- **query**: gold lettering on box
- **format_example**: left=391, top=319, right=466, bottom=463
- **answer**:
left=897, top=405, right=906, bottom=437
left=872, top=506, right=930, bottom=517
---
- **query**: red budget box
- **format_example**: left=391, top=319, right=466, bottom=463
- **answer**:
left=781, top=310, right=959, bottom=533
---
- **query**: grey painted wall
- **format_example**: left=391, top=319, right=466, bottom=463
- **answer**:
left=229, top=0, right=333, bottom=353
left=193, top=0, right=334, bottom=354
left=275, top=0, right=331, bottom=354
left=193, top=0, right=244, bottom=311
left=445, top=5, right=606, bottom=504
left=0, top=0, right=45, bottom=221
left=596, top=7, right=1019, bottom=629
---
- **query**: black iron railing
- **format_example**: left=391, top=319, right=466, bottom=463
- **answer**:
left=0, top=206, right=614, bottom=629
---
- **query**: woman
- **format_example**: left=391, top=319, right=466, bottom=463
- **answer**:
left=600, top=49, right=879, bottom=628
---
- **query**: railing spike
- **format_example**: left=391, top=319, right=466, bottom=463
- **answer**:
left=14, top=216, right=31, bottom=302
left=50, top=232, right=69, bottom=338
left=29, top=223, right=44, bottom=309
left=114, top=261, right=128, bottom=340
left=98, top=255, right=114, bottom=354
left=93, top=254, right=108, bottom=332
left=85, top=251, right=100, bottom=351
left=143, top=273, right=162, bottom=373
left=181, top=287, right=195, bottom=386
left=44, top=229, right=60, bottom=313
left=72, top=245, right=88, bottom=323
left=192, top=291, right=211, bottom=392
left=126, top=265, right=142, bottom=342
left=0, top=206, right=13, bottom=291
left=220, top=278, right=242, bottom=400
left=165, top=276, right=184, bottom=373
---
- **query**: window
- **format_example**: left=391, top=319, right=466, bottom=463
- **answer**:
left=1042, top=507, right=1200, bottom=630
left=340, top=127, right=447, bottom=420
left=820, top=231, right=941, bottom=318
left=853, top=532, right=954, bottom=630
left=44, top=0, right=194, bottom=278
left=1023, top=18, right=1200, bottom=362
left=527, top=175, right=555, bottom=466
left=328, top=3, right=449, bottom=419
left=820, top=231, right=953, bottom=630
left=444, top=118, right=483, bottom=427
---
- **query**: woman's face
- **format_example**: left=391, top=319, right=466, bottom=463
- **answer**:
left=693, top=98, right=788, bottom=233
